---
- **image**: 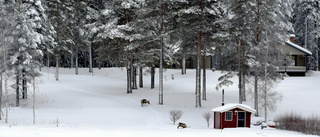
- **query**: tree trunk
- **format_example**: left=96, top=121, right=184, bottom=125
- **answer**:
left=33, top=77, right=36, bottom=124
left=151, top=66, right=155, bottom=89
left=88, top=42, right=93, bottom=73
left=264, top=72, right=267, bottom=122
left=264, top=33, right=269, bottom=122
left=254, top=73, right=259, bottom=116
left=3, top=38, right=8, bottom=123
left=16, top=70, right=20, bottom=107
left=238, top=41, right=242, bottom=104
left=5, top=73, right=8, bottom=123
left=22, top=69, right=27, bottom=99
left=0, top=73, right=2, bottom=120
left=254, top=0, right=261, bottom=116
left=159, top=2, right=164, bottom=105
left=22, top=77, right=28, bottom=99
left=75, top=45, right=79, bottom=75
left=47, top=52, right=50, bottom=79
left=98, top=60, right=102, bottom=69
left=55, top=1, right=60, bottom=81
left=127, top=60, right=132, bottom=94
left=195, top=31, right=202, bottom=108
left=242, top=72, right=246, bottom=101
left=181, top=54, right=186, bottom=74
left=70, top=48, right=74, bottom=69
left=55, top=55, right=59, bottom=81
left=47, top=52, right=50, bottom=67
left=159, top=37, right=164, bottom=105
left=202, top=44, right=206, bottom=100
left=139, top=67, right=143, bottom=88
left=132, top=65, right=137, bottom=89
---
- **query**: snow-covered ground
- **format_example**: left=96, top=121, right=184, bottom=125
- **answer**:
left=0, top=67, right=319, bottom=137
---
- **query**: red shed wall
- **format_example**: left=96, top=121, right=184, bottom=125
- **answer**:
left=219, top=108, right=252, bottom=129
left=246, top=112, right=252, bottom=128
left=214, top=112, right=220, bottom=129
left=221, top=109, right=237, bottom=129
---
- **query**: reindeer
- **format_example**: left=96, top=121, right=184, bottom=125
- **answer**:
left=177, top=122, right=187, bottom=129
left=140, top=99, right=150, bottom=107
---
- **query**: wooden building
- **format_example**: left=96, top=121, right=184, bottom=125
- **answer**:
left=211, top=104, right=256, bottom=129
left=279, top=35, right=312, bottom=76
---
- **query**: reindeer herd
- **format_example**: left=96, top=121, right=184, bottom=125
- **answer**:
left=140, top=99, right=188, bottom=129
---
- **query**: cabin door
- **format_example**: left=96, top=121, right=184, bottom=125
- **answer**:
left=237, top=112, right=245, bottom=127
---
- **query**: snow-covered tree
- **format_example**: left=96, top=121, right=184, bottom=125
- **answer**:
left=69, top=0, right=91, bottom=74
left=9, top=0, right=44, bottom=106
left=45, top=0, right=83, bottom=79
left=87, top=0, right=144, bottom=94
left=39, top=0, right=56, bottom=70
left=292, top=0, right=320, bottom=70
left=216, top=0, right=291, bottom=119
left=0, top=0, right=16, bottom=121
left=45, top=0, right=63, bottom=81
left=173, top=0, right=225, bottom=107
left=134, top=0, right=181, bottom=104
left=251, top=0, right=291, bottom=120
left=215, top=0, right=256, bottom=104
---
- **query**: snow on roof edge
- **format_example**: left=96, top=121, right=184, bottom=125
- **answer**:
left=289, top=34, right=295, bottom=37
left=211, top=104, right=256, bottom=113
left=285, top=40, right=312, bottom=55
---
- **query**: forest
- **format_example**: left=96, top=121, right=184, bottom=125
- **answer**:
left=0, top=0, right=319, bottom=124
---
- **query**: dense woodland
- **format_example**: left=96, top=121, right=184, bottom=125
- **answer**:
left=0, top=0, right=319, bottom=122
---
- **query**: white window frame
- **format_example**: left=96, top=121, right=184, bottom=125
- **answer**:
left=225, top=111, right=233, bottom=121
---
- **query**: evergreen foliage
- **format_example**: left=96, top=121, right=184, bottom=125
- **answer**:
left=0, top=0, right=313, bottom=113
left=292, top=0, right=320, bottom=70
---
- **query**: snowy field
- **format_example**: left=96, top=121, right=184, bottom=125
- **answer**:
left=0, top=67, right=319, bottom=137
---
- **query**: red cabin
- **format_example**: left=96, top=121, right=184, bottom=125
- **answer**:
left=211, top=104, right=256, bottom=129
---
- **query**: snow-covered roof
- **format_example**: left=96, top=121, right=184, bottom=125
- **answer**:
left=211, top=104, right=256, bottom=113
left=289, top=34, right=296, bottom=37
left=285, top=40, right=312, bottom=55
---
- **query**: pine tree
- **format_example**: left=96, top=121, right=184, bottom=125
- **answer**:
left=65, top=0, right=90, bottom=74
left=216, top=1, right=291, bottom=115
left=134, top=0, right=176, bottom=104
left=174, top=0, right=225, bottom=107
left=252, top=0, right=291, bottom=120
left=87, top=0, right=144, bottom=94
left=215, top=0, right=255, bottom=104
left=40, top=0, right=56, bottom=70
left=46, top=0, right=62, bottom=81
left=227, top=0, right=291, bottom=118
left=292, top=0, right=320, bottom=70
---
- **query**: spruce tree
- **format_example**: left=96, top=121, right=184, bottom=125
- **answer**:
left=8, top=0, right=44, bottom=106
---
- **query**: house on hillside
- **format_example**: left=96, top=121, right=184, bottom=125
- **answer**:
left=184, top=55, right=214, bottom=69
left=172, top=53, right=215, bottom=69
left=279, top=35, right=312, bottom=76
left=211, top=104, right=256, bottom=129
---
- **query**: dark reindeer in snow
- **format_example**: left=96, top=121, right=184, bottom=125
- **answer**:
left=140, top=99, right=150, bottom=107
left=177, top=122, right=187, bottom=129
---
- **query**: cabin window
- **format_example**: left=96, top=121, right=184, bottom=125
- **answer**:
left=225, top=111, right=232, bottom=121
left=289, top=56, right=296, bottom=66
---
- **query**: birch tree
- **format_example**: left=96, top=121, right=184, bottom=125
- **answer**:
left=0, top=0, right=15, bottom=121
left=254, top=0, right=291, bottom=119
